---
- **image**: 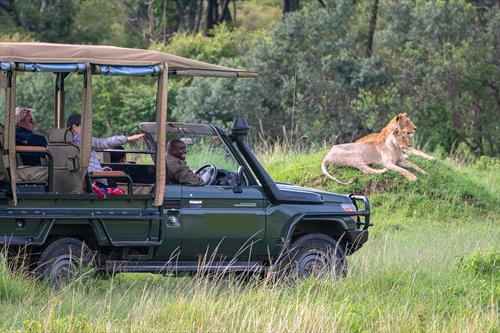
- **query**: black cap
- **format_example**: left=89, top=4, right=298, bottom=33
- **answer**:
left=66, top=114, right=81, bottom=128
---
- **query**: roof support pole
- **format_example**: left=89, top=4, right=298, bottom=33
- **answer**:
left=55, top=73, right=68, bottom=129
left=80, top=64, right=92, bottom=183
left=154, top=63, right=168, bottom=207
left=3, top=68, right=17, bottom=204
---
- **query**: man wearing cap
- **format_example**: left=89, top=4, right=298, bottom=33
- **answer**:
left=66, top=114, right=144, bottom=172
left=166, top=139, right=204, bottom=186
left=15, top=107, right=48, bottom=166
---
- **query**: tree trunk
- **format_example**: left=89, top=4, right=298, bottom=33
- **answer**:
left=194, top=0, right=203, bottom=33
left=162, top=0, right=169, bottom=43
left=365, top=0, right=379, bottom=58
left=220, top=0, right=232, bottom=23
left=145, top=0, right=156, bottom=43
left=282, top=0, right=300, bottom=17
left=205, top=0, right=219, bottom=35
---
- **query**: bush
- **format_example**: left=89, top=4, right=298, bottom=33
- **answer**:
left=457, top=249, right=499, bottom=277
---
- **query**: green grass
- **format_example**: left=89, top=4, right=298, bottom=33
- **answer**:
left=0, top=150, right=498, bottom=332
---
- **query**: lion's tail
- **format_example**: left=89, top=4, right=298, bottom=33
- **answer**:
left=321, top=160, right=353, bottom=185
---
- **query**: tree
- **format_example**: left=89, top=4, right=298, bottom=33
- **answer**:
left=205, top=0, right=235, bottom=35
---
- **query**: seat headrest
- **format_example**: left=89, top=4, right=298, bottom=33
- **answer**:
left=49, top=128, right=74, bottom=143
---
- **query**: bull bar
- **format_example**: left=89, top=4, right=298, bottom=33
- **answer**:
left=349, top=194, right=372, bottom=230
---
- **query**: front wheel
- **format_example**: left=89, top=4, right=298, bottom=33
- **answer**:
left=36, top=237, right=95, bottom=288
left=285, top=234, right=347, bottom=279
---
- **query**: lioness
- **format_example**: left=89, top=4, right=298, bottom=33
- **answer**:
left=356, top=113, right=435, bottom=161
left=321, top=127, right=420, bottom=184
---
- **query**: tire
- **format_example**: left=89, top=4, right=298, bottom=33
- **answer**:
left=36, top=237, right=95, bottom=288
left=283, top=233, right=347, bottom=279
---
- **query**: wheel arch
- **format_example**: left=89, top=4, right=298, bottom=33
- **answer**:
left=285, top=214, right=349, bottom=248
left=44, top=220, right=108, bottom=250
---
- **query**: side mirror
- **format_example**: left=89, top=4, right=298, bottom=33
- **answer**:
left=233, top=165, right=244, bottom=193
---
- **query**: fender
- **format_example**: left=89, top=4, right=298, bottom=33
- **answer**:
left=283, top=213, right=349, bottom=247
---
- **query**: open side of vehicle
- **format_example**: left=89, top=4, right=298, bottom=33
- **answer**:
left=0, top=43, right=371, bottom=284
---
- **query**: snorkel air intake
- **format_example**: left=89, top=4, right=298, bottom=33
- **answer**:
left=231, top=117, right=322, bottom=204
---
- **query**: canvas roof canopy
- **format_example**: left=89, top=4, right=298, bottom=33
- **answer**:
left=0, top=42, right=258, bottom=77
left=1, top=42, right=258, bottom=206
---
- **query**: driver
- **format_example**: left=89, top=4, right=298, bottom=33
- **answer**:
left=166, top=139, right=204, bottom=186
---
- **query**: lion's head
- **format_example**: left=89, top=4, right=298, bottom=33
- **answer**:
left=392, top=127, right=412, bottom=149
left=396, top=113, right=417, bottom=137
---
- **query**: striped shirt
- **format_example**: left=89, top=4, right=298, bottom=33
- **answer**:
left=73, top=133, right=127, bottom=172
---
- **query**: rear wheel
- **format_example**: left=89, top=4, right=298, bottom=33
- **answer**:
left=36, top=237, right=95, bottom=288
left=285, top=233, right=347, bottom=279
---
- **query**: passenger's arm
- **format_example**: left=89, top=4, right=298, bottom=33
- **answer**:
left=91, top=135, right=127, bottom=150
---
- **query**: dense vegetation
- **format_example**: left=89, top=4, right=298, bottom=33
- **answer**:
left=1, top=0, right=499, bottom=156
left=1, top=151, right=498, bottom=332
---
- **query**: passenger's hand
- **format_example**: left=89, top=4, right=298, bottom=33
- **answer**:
left=127, top=133, right=145, bottom=142
left=103, top=166, right=112, bottom=171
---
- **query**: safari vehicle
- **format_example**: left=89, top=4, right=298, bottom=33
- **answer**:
left=0, top=42, right=371, bottom=282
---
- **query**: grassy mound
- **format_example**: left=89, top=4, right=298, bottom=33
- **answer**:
left=264, top=150, right=499, bottom=227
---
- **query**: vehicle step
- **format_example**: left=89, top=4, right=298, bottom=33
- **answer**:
left=105, top=260, right=267, bottom=273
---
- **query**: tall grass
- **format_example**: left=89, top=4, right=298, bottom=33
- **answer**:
left=0, top=147, right=498, bottom=332
left=1, top=222, right=497, bottom=332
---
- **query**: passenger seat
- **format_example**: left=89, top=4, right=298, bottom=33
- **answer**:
left=48, top=129, right=82, bottom=193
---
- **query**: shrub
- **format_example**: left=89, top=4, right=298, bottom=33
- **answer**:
left=457, top=249, right=499, bottom=277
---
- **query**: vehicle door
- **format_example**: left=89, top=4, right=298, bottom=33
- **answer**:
left=179, top=136, right=266, bottom=261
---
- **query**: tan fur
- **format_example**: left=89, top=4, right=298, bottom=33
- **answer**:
left=356, top=113, right=435, bottom=161
left=321, top=127, right=419, bottom=184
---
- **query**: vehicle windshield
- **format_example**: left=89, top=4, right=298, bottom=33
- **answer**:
left=171, top=133, right=239, bottom=173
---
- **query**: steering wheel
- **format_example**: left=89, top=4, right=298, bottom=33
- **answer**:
left=194, top=164, right=218, bottom=185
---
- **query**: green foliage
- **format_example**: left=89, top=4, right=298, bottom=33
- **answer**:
left=1, top=0, right=499, bottom=157
left=473, top=156, right=500, bottom=171
left=173, top=0, right=500, bottom=156
left=457, top=248, right=499, bottom=277
left=151, top=24, right=249, bottom=64
left=92, top=76, right=157, bottom=136
left=0, top=0, right=145, bottom=47
left=234, top=1, right=281, bottom=32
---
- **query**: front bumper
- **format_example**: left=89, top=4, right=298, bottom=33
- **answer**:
left=346, top=194, right=372, bottom=254
left=345, top=229, right=369, bottom=254
left=349, top=194, right=372, bottom=231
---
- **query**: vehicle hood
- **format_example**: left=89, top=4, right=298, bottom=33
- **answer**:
left=276, top=183, right=351, bottom=204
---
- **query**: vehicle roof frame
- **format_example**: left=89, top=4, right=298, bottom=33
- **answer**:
left=1, top=42, right=257, bottom=206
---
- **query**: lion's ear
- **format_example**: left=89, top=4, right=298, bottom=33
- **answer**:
left=396, top=114, right=401, bottom=121
left=402, top=112, right=407, bottom=116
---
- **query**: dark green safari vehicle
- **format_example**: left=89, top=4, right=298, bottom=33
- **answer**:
left=0, top=42, right=371, bottom=282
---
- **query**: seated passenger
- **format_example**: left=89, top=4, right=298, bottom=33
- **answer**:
left=15, top=107, right=48, bottom=166
left=66, top=114, right=144, bottom=173
left=166, top=139, right=204, bottom=186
